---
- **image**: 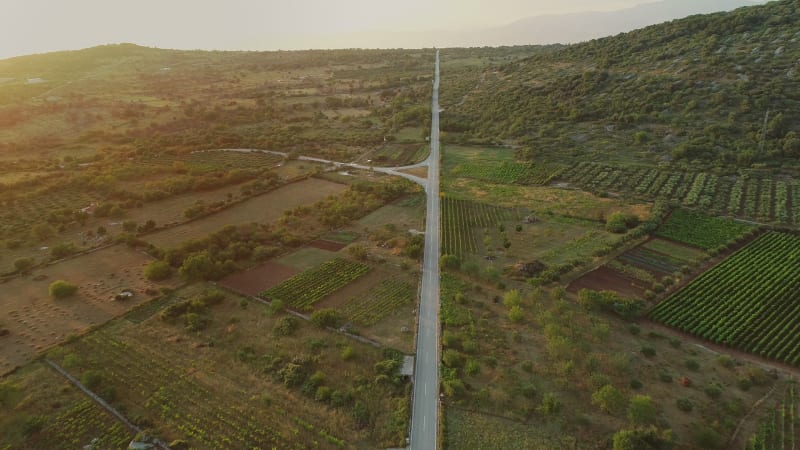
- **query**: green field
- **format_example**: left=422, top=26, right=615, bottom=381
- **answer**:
left=260, top=258, right=371, bottom=311
left=655, top=208, right=755, bottom=250
left=651, top=232, right=800, bottom=365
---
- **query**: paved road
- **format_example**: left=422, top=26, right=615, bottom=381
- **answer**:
left=409, top=49, right=441, bottom=450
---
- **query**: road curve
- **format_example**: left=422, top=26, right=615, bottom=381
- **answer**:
left=409, top=49, right=441, bottom=450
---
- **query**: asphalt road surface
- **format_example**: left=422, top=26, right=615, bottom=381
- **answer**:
left=409, top=49, right=441, bottom=450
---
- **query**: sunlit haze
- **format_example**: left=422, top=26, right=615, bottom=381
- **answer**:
left=1, top=0, right=705, bottom=58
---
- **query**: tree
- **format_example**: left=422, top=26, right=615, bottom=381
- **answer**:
left=592, top=384, right=626, bottom=415
left=122, top=220, right=138, bottom=233
left=144, top=260, right=172, bottom=281
left=179, top=251, right=216, bottom=280
left=628, top=395, right=657, bottom=425
left=49, top=280, right=78, bottom=299
left=440, top=254, right=460, bottom=270
left=50, top=242, right=76, bottom=259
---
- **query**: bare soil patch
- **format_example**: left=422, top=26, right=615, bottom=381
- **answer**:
left=218, top=261, right=299, bottom=296
left=0, top=245, right=179, bottom=375
left=567, top=265, right=648, bottom=298
left=308, top=239, right=347, bottom=252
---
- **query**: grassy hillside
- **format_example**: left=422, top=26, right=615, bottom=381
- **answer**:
left=443, top=0, right=800, bottom=174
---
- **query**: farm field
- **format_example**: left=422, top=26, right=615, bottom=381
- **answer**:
left=443, top=145, right=564, bottom=185
left=441, top=196, right=520, bottom=256
left=277, top=247, right=340, bottom=271
left=0, top=361, right=135, bottom=448
left=442, top=177, right=650, bottom=221
left=0, top=244, right=179, bottom=375
left=559, top=162, right=800, bottom=225
left=655, top=208, right=755, bottom=250
left=567, top=265, right=649, bottom=298
left=218, top=261, right=300, bottom=296
left=139, top=149, right=284, bottom=173
left=259, top=258, right=371, bottom=311
left=144, top=177, right=347, bottom=249
left=650, top=232, right=800, bottom=365
left=745, top=383, right=800, bottom=450
left=30, top=283, right=411, bottom=449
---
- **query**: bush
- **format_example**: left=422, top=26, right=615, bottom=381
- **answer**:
left=676, top=397, right=694, bottom=412
left=704, top=382, right=723, bottom=399
left=340, top=346, right=355, bottom=361
left=685, top=359, right=700, bottom=371
left=49, top=280, right=78, bottom=298
left=717, top=354, right=735, bottom=368
left=641, top=346, right=656, bottom=358
left=310, top=309, right=343, bottom=329
left=80, top=370, right=104, bottom=390
left=273, top=316, right=299, bottom=336
left=538, top=393, right=562, bottom=416
left=592, top=384, right=626, bottom=415
left=144, top=260, right=172, bottom=281
left=13, top=257, right=34, bottom=274
left=628, top=395, right=657, bottom=425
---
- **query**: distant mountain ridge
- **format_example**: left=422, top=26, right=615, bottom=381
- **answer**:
left=474, top=0, right=761, bottom=46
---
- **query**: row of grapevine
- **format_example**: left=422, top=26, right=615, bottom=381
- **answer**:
left=339, top=279, right=415, bottom=326
left=450, top=161, right=564, bottom=185
left=655, top=208, right=755, bottom=250
left=650, top=232, right=800, bottom=366
left=745, top=383, right=799, bottom=450
left=140, top=150, right=283, bottom=172
left=441, top=197, right=520, bottom=256
left=60, top=332, right=323, bottom=449
left=558, top=162, right=799, bottom=225
left=260, top=258, right=370, bottom=310
left=26, top=399, right=133, bottom=448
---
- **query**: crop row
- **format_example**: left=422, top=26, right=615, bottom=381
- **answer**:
left=650, top=232, right=800, bottom=366
left=617, top=246, right=685, bottom=275
left=340, top=279, right=415, bottom=326
left=27, top=399, right=133, bottom=448
left=63, top=332, right=326, bottom=449
left=559, top=163, right=798, bottom=224
left=451, top=161, right=563, bottom=185
left=260, top=258, right=370, bottom=310
left=746, top=383, right=799, bottom=450
left=441, top=196, right=519, bottom=256
left=140, top=150, right=283, bottom=172
left=655, top=208, right=754, bottom=250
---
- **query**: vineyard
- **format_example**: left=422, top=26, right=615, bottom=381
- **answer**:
left=745, top=383, right=800, bottom=450
left=558, top=162, right=800, bottom=225
left=617, top=245, right=688, bottom=276
left=450, top=161, right=565, bottom=186
left=650, top=232, right=800, bottom=365
left=339, top=279, right=415, bottom=326
left=26, top=399, right=133, bottom=449
left=54, top=331, right=342, bottom=450
left=441, top=197, right=520, bottom=256
left=259, top=258, right=371, bottom=311
left=655, top=208, right=755, bottom=250
left=0, top=187, right=97, bottom=236
left=140, top=150, right=283, bottom=172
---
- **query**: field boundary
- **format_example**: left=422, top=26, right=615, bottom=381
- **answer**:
left=44, top=358, right=172, bottom=450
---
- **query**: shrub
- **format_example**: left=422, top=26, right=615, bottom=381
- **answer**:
left=677, top=397, right=694, bottom=412
left=508, top=305, right=524, bottom=322
left=310, top=309, right=343, bottom=329
left=538, top=393, right=562, bottom=416
left=49, top=280, right=78, bottom=298
left=340, top=346, right=355, bottom=361
left=717, top=355, right=735, bottom=368
left=13, top=257, right=35, bottom=274
left=80, top=370, right=104, bottom=390
left=592, top=384, right=626, bottom=415
left=273, top=316, right=299, bottom=336
left=685, top=359, right=700, bottom=371
left=641, top=346, right=656, bottom=358
left=144, top=260, right=172, bottom=281
left=659, top=373, right=673, bottom=383
left=628, top=395, right=657, bottom=425
left=704, top=382, right=723, bottom=399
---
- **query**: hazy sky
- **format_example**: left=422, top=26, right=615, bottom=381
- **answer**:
left=0, top=0, right=667, bottom=58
